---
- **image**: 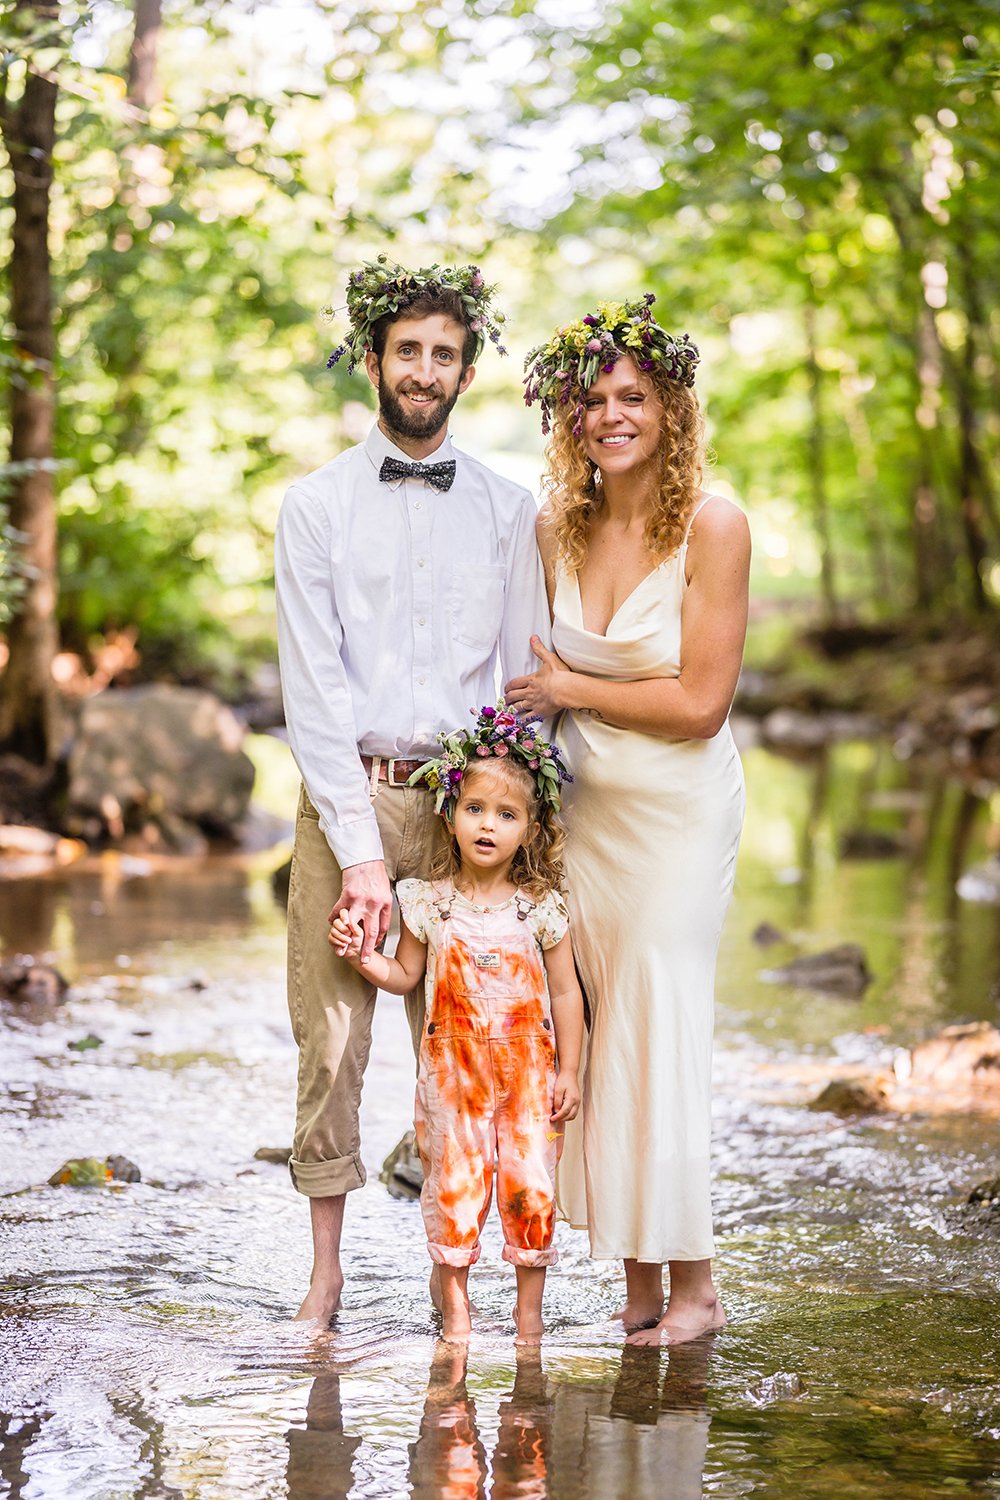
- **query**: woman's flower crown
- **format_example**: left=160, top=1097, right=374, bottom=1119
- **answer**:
left=523, top=294, right=700, bottom=435
left=409, top=702, right=572, bottom=817
left=325, top=256, right=508, bottom=373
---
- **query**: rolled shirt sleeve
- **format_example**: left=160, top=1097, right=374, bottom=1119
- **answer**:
left=275, top=481, right=383, bottom=868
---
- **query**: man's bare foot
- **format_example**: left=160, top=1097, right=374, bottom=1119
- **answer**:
left=626, top=1295, right=725, bottom=1347
left=293, top=1273, right=344, bottom=1326
left=512, top=1305, right=544, bottom=1345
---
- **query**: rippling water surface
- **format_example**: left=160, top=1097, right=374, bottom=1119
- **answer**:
left=2, top=735, right=999, bottom=1498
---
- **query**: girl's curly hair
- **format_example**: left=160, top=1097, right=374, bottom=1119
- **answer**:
left=541, top=356, right=706, bottom=571
left=431, top=760, right=565, bottom=902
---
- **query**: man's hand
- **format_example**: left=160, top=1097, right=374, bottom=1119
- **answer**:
left=329, top=859, right=392, bottom=964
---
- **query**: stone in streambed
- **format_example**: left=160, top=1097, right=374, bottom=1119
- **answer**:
left=907, top=1022, right=1000, bottom=1097
left=760, top=944, right=872, bottom=997
left=839, top=829, right=906, bottom=859
left=752, top=922, right=787, bottom=947
left=380, top=1129, right=423, bottom=1200
left=0, top=956, right=69, bottom=1006
left=809, top=1079, right=888, bottom=1116
left=967, top=1176, right=1000, bottom=1206
left=48, top=1154, right=141, bottom=1187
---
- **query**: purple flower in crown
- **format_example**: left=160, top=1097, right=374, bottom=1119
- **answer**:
left=582, top=314, right=599, bottom=327
left=586, top=338, right=603, bottom=353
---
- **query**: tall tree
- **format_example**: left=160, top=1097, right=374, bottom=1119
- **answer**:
left=0, top=0, right=60, bottom=763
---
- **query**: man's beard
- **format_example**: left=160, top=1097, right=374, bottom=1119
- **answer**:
left=378, top=378, right=461, bottom=440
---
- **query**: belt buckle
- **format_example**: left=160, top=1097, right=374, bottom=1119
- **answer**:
left=387, top=758, right=413, bottom=788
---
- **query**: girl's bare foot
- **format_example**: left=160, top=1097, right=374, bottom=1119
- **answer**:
left=439, top=1265, right=473, bottom=1342
left=626, top=1295, right=725, bottom=1347
left=293, top=1273, right=344, bottom=1327
left=512, top=1304, right=544, bottom=1345
left=429, top=1264, right=443, bottom=1313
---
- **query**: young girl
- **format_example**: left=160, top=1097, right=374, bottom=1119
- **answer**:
left=329, top=705, right=584, bottom=1342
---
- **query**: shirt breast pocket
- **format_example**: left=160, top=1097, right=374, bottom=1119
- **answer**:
left=448, top=563, right=506, bottom=651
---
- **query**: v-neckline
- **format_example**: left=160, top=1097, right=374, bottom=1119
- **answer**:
left=573, top=560, right=668, bottom=639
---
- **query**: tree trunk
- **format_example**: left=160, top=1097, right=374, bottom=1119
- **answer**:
left=803, top=299, right=838, bottom=623
left=128, top=0, right=162, bottom=109
left=0, top=14, right=60, bottom=764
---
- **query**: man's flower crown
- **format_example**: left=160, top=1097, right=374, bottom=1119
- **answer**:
left=325, top=256, right=508, bottom=373
left=409, top=702, right=572, bottom=817
left=523, top=294, right=700, bottom=435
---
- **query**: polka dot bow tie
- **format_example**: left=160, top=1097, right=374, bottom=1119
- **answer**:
left=378, top=456, right=457, bottom=493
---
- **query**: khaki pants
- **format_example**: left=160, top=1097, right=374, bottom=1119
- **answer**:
left=286, top=782, right=442, bottom=1198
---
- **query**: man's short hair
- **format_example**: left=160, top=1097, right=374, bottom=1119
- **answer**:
left=370, top=287, right=479, bottom=369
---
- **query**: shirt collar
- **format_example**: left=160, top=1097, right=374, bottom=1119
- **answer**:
left=364, top=424, right=456, bottom=487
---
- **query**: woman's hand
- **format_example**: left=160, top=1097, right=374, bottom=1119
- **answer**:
left=505, top=636, right=573, bottom=718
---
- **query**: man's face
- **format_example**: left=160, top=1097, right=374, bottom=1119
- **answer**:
left=365, top=313, right=476, bottom=441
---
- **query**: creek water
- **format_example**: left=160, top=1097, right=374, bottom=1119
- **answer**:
left=1, top=731, right=999, bottom=1499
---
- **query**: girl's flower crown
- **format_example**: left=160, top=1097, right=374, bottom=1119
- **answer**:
left=325, top=256, right=508, bottom=373
left=523, top=294, right=700, bottom=435
left=409, top=702, right=572, bottom=817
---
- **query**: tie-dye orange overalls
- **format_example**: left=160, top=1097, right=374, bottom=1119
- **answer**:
left=396, top=880, right=569, bottom=1269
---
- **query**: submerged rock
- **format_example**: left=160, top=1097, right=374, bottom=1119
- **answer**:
left=809, top=1078, right=888, bottom=1116
left=0, top=956, right=69, bottom=1006
left=746, top=1372, right=804, bottom=1404
left=380, top=1129, right=423, bottom=1200
left=761, top=944, right=872, bottom=997
left=48, top=1154, right=141, bottom=1187
left=254, top=1146, right=292, bottom=1165
left=967, top=1175, right=1000, bottom=1206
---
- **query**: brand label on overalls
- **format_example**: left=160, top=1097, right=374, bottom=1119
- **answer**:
left=474, top=951, right=501, bottom=970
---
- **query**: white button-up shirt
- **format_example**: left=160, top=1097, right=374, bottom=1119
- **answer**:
left=275, top=424, right=548, bottom=868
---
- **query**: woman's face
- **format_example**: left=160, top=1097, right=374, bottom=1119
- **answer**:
left=580, top=354, right=664, bottom=477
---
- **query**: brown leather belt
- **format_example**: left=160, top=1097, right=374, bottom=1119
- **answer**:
left=361, top=754, right=428, bottom=788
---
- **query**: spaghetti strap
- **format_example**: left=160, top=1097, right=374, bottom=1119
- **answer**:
left=682, top=494, right=714, bottom=545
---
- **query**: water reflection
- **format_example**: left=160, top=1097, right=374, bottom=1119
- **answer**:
left=283, top=1338, right=713, bottom=1500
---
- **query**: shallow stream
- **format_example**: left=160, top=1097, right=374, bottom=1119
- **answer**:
left=2, top=734, right=999, bottom=1498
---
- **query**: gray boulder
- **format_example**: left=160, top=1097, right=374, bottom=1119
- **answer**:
left=66, top=686, right=255, bottom=847
left=761, top=943, right=872, bottom=997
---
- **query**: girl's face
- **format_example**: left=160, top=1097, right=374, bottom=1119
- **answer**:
left=580, top=354, right=663, bottom=476
left=450, top=768, right=534, bottom=876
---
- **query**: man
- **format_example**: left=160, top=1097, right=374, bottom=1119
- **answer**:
left=274, top=258, right=547, bottom=1324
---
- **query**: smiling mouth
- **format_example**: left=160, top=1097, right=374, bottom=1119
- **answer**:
left=599, top=434, right=635, bottom=446
left=402, top=390, right=440, bottom=405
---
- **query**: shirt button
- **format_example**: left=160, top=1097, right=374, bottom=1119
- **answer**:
left=418, top=675, right=426, bottom=686
left=414, top=501, right=422, bottom=510
left=417, top=558, right=426, bottom=568
left=418, top=616, right=426, bottom=626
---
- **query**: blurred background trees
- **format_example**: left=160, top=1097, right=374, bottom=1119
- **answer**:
left=1, top=0, right=998, bottom=767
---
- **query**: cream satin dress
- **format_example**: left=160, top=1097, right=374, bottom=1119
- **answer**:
left=553, top=497, right=745, bottom=1262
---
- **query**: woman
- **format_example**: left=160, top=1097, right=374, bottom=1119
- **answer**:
left=505, top=297, right=749, bottom=1344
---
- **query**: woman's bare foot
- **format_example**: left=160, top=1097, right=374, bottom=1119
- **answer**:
left=614, top=1261, right=664, bottom=1331
left=626, top=1294, right=725, bottom=1347
left=512, top=1304, right=544, bottom=1345
left=293, top=1273, right=344, bottom=1327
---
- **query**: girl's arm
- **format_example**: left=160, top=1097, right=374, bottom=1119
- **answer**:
left=543, top=933, right=584, bottom=1122
left=508, top=499, right=751, bottom=740
left=329, top=911, right=427, bottom=995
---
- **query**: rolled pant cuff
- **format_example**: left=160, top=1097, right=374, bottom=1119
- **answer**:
left=289, top=1152, right=366, bottom=1198
left=502, top=1245, right=558, bottom=1268
left=428, top=1243, right=482, bottom=1268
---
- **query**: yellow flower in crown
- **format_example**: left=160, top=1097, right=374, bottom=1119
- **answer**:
left=523, top=293, right=700, bottom=436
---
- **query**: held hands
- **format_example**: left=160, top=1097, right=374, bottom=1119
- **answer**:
left=551, top=1069, right=581, bottom=1123
left=328, top=909, right=364, bottom=963
left=328, top=859, right=392, bottom=964
left=505, top=636, right=572, bottom=719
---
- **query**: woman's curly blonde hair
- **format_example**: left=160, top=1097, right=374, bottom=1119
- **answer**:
left=541, top=357, right=706, bottom=571
left=431, top=760, right=565, bottom=903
